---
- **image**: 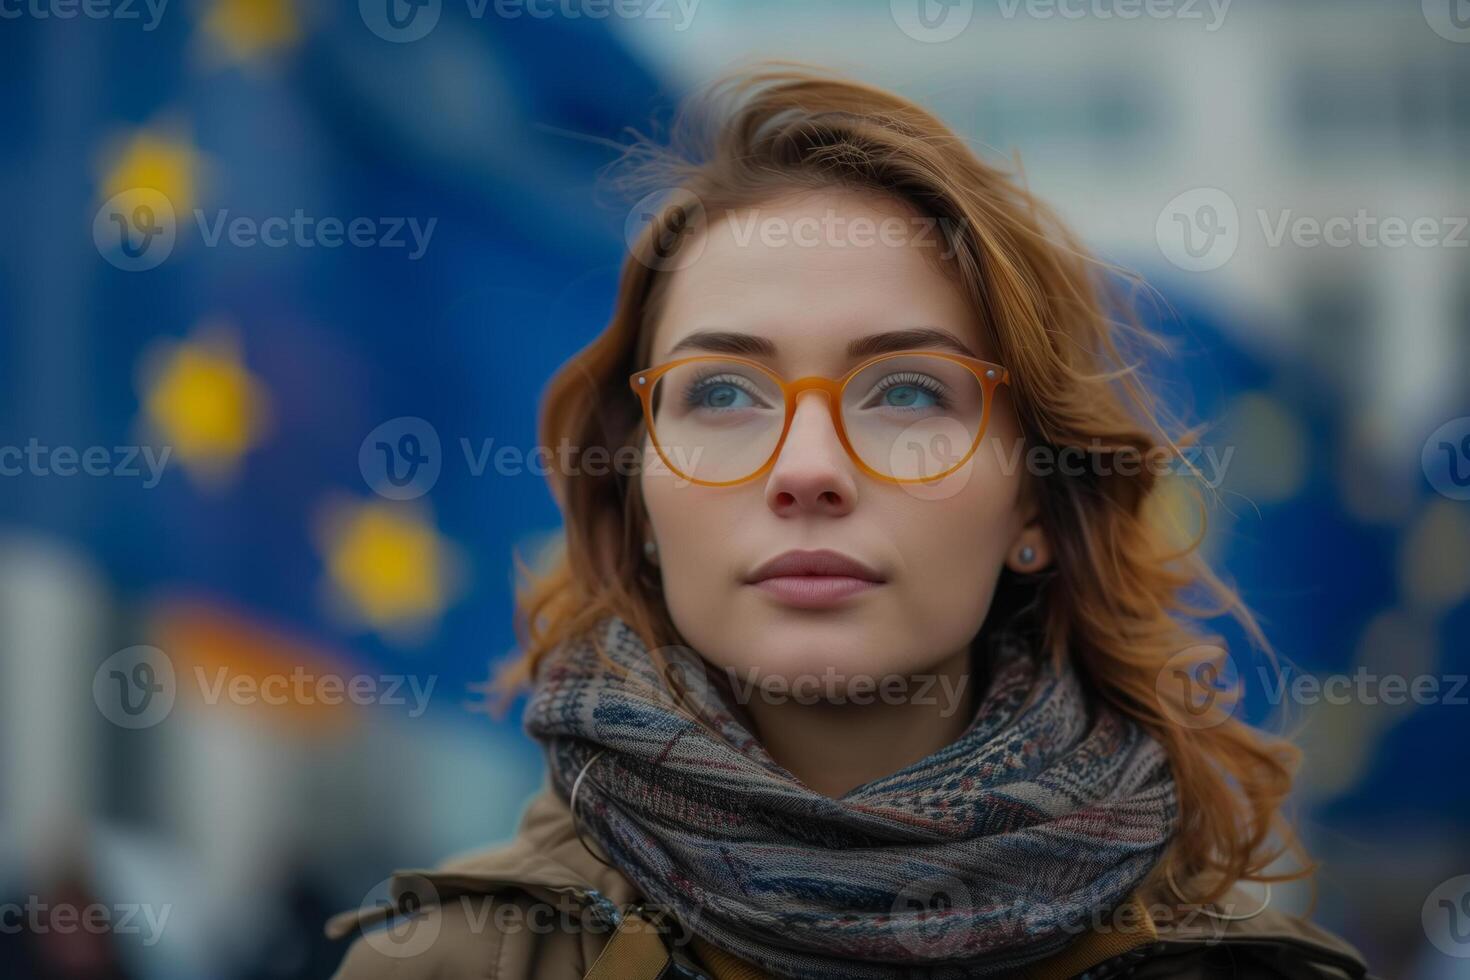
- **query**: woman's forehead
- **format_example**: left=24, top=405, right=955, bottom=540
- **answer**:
left=645, top=192, right=977, bottom=366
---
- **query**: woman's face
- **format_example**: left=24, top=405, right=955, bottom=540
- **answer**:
left=639, top=189, right=1039, bottom=697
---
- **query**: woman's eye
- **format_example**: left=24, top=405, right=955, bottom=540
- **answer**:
left=881, top=384, right=938, bottom=409
left=686, top=376, right=762, bottom=410
left=700, top=383, right=751, bottom=409
left=866, top=374, right=947, bottom=410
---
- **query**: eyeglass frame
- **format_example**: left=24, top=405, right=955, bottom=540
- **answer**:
left=628, top=350, right=1011, bottom=487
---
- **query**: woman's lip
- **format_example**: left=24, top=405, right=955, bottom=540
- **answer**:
left=749, top=575, right=881, bottom=608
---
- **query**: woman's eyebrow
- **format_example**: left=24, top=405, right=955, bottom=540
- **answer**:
left=667, top=330, right=777, bottom=358
left=847, top=327, right=977, bottom=360
left=665, top=327, right=977, bottom=361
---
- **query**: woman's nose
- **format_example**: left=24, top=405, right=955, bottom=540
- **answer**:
left=764, top=392, right=857, bottom=517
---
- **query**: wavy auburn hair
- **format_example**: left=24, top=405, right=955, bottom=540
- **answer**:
left=487, top=62, right=1310, bottom=907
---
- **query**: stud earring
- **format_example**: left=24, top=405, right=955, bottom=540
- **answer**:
left=1018, top=545, right=1036, bottom=566
left=644, top=539, right=658, bottom=560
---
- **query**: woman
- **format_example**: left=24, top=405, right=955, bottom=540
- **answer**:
left=326, top=64, right=1373, bottom=979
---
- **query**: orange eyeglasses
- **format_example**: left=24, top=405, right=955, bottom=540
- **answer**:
left=629, top=351, right=1010, bottom=487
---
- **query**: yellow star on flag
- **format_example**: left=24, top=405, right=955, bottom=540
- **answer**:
left=200, top=0, right=300, bottom=63
left=138, top=323, right=270, bottom=485
left=99, top=128, right=200, bottom=214
left=314, top=498, right=465, bottom=642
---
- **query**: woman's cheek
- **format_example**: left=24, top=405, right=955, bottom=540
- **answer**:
left=902, top=472, right=1019, bottom=623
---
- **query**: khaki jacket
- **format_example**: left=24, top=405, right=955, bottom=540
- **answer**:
left=325, top=776, right=1373, bottom=980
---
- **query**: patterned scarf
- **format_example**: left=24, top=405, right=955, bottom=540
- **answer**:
left=523, top=616, right=1177, bottom=979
